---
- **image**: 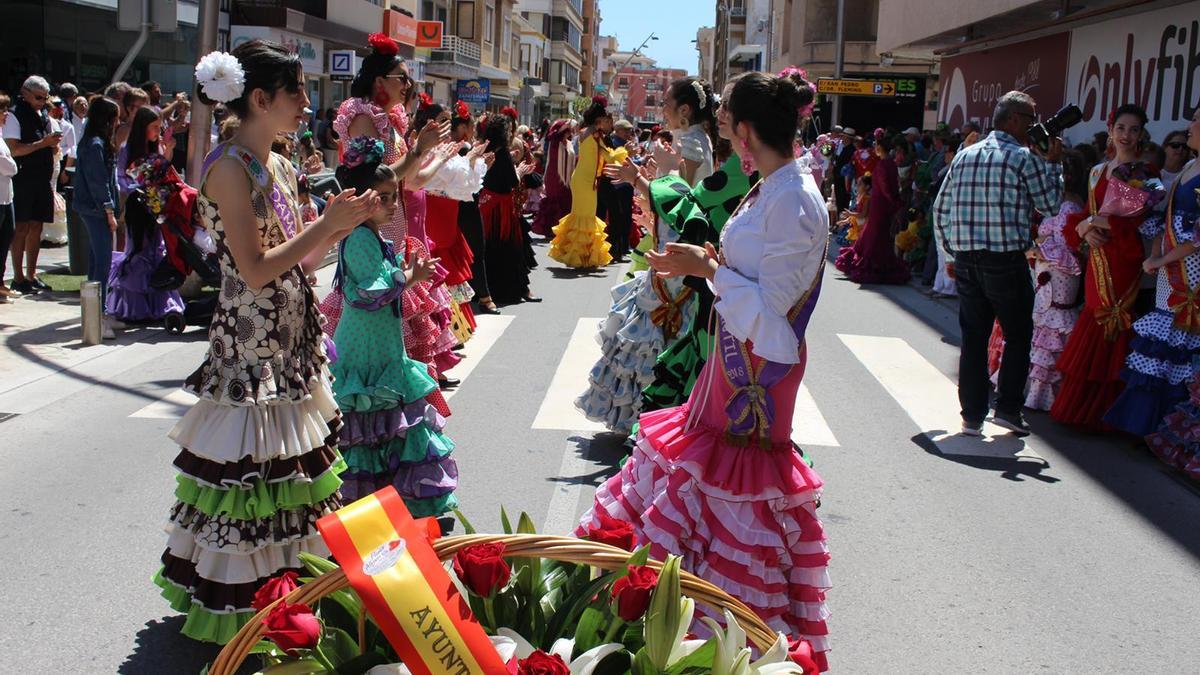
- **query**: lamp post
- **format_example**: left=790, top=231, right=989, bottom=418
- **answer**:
left=613, top=33, right=657, bottom=120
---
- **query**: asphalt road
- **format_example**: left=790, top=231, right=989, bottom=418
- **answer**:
left=1, top=238, right=1197, bottom=674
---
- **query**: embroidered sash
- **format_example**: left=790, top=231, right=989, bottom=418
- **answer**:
left=1160, top=176, right=1200, bottom=334
left=650, top=274, right=694, bottom=341
left=1087, top=165, right=1139, bottom=341
left=201, top=143, right=300, bottom=240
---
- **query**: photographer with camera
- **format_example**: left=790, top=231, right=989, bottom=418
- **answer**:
left=933, top=90, right=1065, bottom=437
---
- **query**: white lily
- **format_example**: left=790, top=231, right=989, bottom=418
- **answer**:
left=701, top=610, right=806, bottom=675
left=496, top=627, right=626, bottom=674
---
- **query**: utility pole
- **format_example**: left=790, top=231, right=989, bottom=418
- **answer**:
left=830, top=0, right=845, bottom=126
left=187, top=0, right=220, bottom=183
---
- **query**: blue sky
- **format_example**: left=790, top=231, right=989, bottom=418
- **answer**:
left=598, top=0, right=715, bottom=73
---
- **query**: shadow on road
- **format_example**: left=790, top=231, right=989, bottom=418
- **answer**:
left=910, top=432, right=1060, bottom=483
left=118, top=616, right=257, bottom=675
left=548, top=433, right=626, bottom=490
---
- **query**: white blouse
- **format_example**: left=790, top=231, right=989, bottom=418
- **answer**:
left=711, top=159, right=829, bottom=364
left=674, top=123, right=714, bottom=186
left=423, top=153, right=486, bottom=202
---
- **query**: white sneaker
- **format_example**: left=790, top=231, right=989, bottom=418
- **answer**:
left=104, top=315, right=128, bottom=329
left=100, top=321, right=116, bottom=340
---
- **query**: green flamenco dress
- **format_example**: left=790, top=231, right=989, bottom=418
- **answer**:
left=331, top=225, right=458, bottom=517
left=639, top=155, right=758, bottom=412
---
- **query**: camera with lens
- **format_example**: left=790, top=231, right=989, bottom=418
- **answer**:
left=1027, top=104, right=1083, bottom=153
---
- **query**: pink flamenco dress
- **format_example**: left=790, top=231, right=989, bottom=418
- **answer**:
left=532, top=120, right=574, bottom=237
left=318, top=99, right=456, bottom=416
left=578, top=161, right=832, bottom=670
left=834, top=155, right=910, bottom=284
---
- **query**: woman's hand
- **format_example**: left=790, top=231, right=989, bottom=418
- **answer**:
left=106, top=210, right=119, bottom=233
left=646, top=242, right=719, bottom=280
left=415, top=120, right=451, bottom=156
left=517, top=161, right=537, bottom=179
left=466, top=141, right=488, bottom=162
left=404, top=249, right=439, bottom=284
left=1143, top=257, right=1162, bottom=274
left=483, top=152, right=496, bottom=168
left=319, top=188, right=379, bottom=236
left=639, top=157, right=657, bottom=181
left=603, top=158, right=640, bottom=185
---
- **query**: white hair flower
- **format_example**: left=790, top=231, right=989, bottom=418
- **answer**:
left=195, top=51, right=245, bottom=103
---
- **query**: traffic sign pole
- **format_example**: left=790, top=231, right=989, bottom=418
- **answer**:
left=831, top=0, right=844, bottom=126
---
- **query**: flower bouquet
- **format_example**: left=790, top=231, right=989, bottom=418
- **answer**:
left=209, top=500, right=819, bottom=675
left=1098, top=162, right=1166, bottom=218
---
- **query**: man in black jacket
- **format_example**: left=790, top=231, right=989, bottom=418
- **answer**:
left=832, top=126, right=854, bottom=212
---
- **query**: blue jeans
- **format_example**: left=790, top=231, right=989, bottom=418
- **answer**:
left=81, top=210, right=113, bottom=308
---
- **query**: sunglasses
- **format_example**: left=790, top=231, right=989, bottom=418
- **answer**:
left=1165, top=141, right=1187, bottom=149
left=384, top=74, right=411, bottom=84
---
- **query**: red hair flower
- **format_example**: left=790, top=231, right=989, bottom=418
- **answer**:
left=368, top=33, right=399, bottom=56
left=591, top=95, right=608, bottom=107
left=501, top=106, right=518, bottom=120
left=418, top=92, right=434, bottom=109
left=454, top=100, right=470, bottom=119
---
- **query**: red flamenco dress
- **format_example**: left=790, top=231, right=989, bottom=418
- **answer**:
left=1050, top=165, right=1148, bottom=429
left=834, top=155, right=910, bottom=284
left=578, top=162, right=832, bottom=669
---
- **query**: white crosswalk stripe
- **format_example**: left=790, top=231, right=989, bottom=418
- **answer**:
left=837, top=333, right=1045, bottom=461
left=128, top=313, right=516, bottom=418
left=531, top=318, right=608, bottom=432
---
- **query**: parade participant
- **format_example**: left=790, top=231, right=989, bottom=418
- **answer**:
left=935, top=91, right=1063, bottom=436
left=579, top=69, right=831, bottom=667
left=154, top=39, right=379, bottom=643
left=834, top=174, right=869, bottom=245
left=531, top=119, right=574, bottom=237
left=1024, top=150, right=1088, bottom=411
left=1052, top=105, right=1157, bottom=430
left=0, top=95, right=15, bottom=302
left=478, top=113, right=539, bottom=303
left=423, top=101, right=491, bottom=345
left=1104, top=110, right=1200, bottom=434
left=118, top=107, right=175, bottom=199
left=72, top=96, right=121, bottom=336
left=636, top=85, right=759, bottom=413
left=328, top=139, right=457, bottom=515
left=318, top=32, right=448, bottom=336
left=835, top=135, right=911, bottom=284
left=548, top=96, right=619, bottom=269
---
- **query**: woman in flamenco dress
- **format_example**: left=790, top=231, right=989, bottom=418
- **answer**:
left=477, top=114, right=540, bottom=304
left=548, top=96, right=620, bottom=269
left=575, top=80, right=718, bottom=434
left=1105, top=109, right=1200, bottom=435
left=532, top=119, right=575, bottom=237
left=834, top=134, right=910, bottom=284
left=578, top=70, right=832, bottom=670
left=154, top=40, right=379, bottom=643
left=1051, top=105, right=1158, bottom=430
left=316, top=34, right=456, bottom=401
left=328, top=142, right=458, bottom=516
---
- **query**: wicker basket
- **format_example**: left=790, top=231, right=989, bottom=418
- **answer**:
left=210, top=533, right=777, bottom=675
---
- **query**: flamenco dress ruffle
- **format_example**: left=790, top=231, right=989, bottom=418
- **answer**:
left=106, top=240, right=185, bottom=322
left=1025, top=271, right=1081, bottom=410
left=155, top=266, right=342, bottom=644
left=579, top=352, right=830, bottom=668
left=1104, top=208, right=1200, bottom=435
left=1146, top=359, right=1200, bottom=480
left=549, top=212, right=612, bottom=268
left=330, top=226, right=458, bottom=517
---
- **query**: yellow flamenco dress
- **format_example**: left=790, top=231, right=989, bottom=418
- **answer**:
left=549, top=134, right=625, bottom=268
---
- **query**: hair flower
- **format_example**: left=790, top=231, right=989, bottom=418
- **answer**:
left=418, top=92, right=434, bottom=109
left=454, top=100, right=470, bottom=120
left=500, top=106, right=518, bottom=120
left=690, top=80, right=707, bottom=109
left=195, top=51, right=245, bottom=104
left=342, top=136, right=386, bottom=169
left=591, top=95, right=608, bottom=107
left=368, top=32, right=400, bottom=57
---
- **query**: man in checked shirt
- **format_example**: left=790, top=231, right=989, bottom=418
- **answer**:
left=933, top=91, right=1064, bottom=438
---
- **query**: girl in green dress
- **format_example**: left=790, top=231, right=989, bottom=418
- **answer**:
left=330, top=138, right=458, bottom=518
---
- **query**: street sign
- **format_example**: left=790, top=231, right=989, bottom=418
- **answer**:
left=817, top=78, right=896, bottom=97
left=329, top=50, right=356, bottom=82
left=416, top=21, right=444, bottom=48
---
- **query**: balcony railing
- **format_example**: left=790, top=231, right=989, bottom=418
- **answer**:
left=729, top=7, right=746, bottom=17
left=431, top=35, right=482, bottom=65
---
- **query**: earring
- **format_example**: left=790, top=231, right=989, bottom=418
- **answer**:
left=374, top=89, right=389, bottom=108
left=740, top=138, right=756, bottom=176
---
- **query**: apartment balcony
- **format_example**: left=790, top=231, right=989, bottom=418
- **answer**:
left=426, top=35, right=482, bottom=80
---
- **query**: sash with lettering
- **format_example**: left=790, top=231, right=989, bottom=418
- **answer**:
left=317, top=488, right=508, bottom=674
left=1159, top=175, right=1200, bottom=334
left=716, top=182, right=828, bottom=447
left=201, top=142, right=300, bottom=240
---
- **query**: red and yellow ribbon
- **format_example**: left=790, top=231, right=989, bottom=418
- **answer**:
left=317, top=488, right=508, bottom=675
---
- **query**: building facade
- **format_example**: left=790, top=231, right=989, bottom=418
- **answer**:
left=580, top=0, right=600, bottom=98
left=614, top=62, right=688, bottom=126
left=515, top=0, right=586, bottom=116
left=695, top=26, right=715, bottom=84
left=880, top=0, right=1200, bottom=142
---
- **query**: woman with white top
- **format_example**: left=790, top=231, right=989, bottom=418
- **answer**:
left=578, top=70, right=832, bottom=669
left=0, top=94, right=19, bottom=301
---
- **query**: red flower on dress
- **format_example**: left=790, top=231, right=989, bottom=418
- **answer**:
left=368, top=32, right=399, bottom=56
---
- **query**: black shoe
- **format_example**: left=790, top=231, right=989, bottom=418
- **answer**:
left=11, top=279, right=38, bottom=294
left=438, top=377, right=461, bottom=389
left=521, top=294, right=543, bottom=303
left=451, top=343, right=465, bottom=351
left=31, top=277, right=51, bottom=291
left=991, top=410, right=1031, bottom=436
left=474, top=301, right=501, bottom=315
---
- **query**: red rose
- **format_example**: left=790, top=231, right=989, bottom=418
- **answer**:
left=452, top=542, right=511, bottom=596
left=611, top=565, right=658, bottom=621
left=585, top=513, right=636, bottom=551
left=517, top=650, right=570, bottom=675
left=251, top=570, right=300, bottom=611
left=788, top=636, right=821, bottom=675
left=262, top=601, right=321, bottom=655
